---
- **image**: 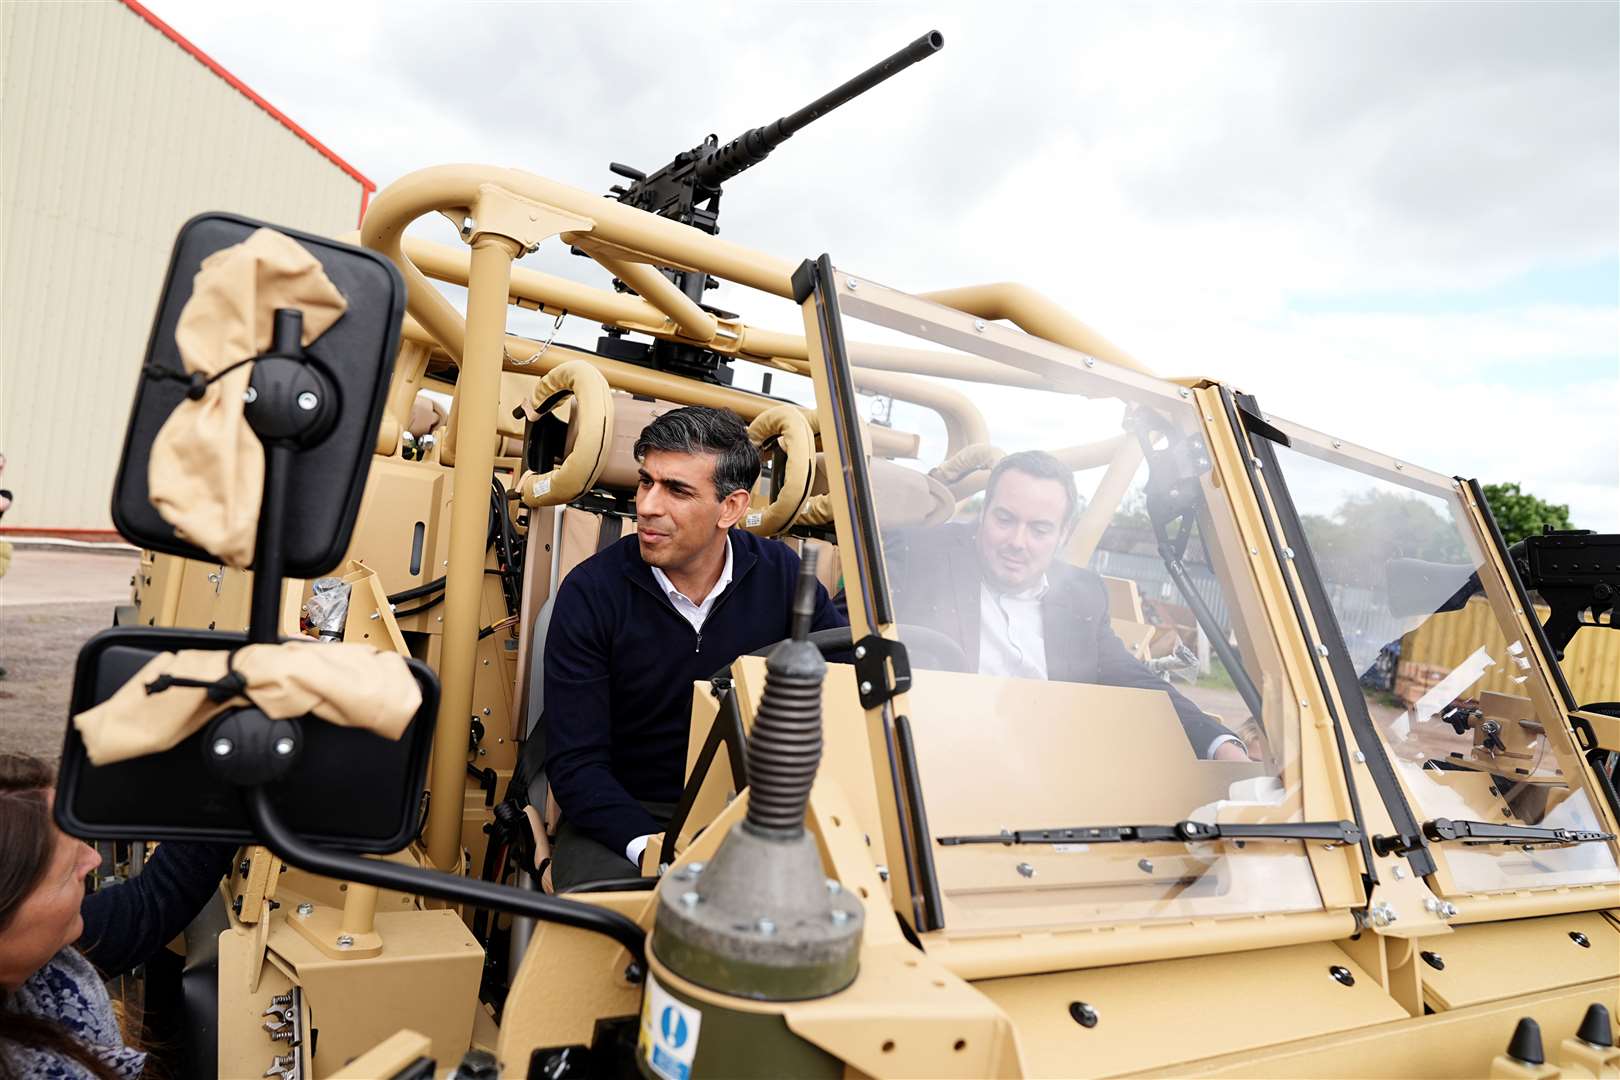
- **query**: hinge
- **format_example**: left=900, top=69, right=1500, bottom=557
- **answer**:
left=853, top=634, right=911, bottom=709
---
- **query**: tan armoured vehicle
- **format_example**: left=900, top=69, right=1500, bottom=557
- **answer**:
left=53, top=30, right=1620, bottom=1080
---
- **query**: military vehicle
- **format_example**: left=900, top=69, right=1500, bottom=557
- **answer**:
left=51, top=28, right=1620, bottom=1079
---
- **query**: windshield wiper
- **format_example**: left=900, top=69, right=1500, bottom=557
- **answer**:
left=1421, top=818, right=1615, bottom=847
left=937, top=819, right=1360, bottom=847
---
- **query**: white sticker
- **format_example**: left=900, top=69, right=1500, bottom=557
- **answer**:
left=639, top=973, right=701, bottom=1080
left=1051, top=843, right=1090, bottom=854
left=532, top=475, right=552, bottom=497
left=744, top=511, right=763, bottom=528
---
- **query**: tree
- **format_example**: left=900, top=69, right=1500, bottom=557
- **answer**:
left=1482, top=482, right=1574, bottom=546
left=1300, top=489, right=1466, bottom=587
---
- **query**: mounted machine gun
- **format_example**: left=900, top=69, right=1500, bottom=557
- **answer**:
left=591, top=30, right=944, bottom=382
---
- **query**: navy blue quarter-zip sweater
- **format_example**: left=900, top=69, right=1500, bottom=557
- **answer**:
left=542, top=529, right=846, bottom=856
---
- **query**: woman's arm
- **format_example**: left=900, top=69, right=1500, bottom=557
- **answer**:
left=77, top=842, right=237, bottom=977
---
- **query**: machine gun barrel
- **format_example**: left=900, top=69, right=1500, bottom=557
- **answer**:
left=695, top=29, right=944, bottom=188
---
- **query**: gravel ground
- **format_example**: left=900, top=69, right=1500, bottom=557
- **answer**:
left=1, top=547, right=138, bottom=766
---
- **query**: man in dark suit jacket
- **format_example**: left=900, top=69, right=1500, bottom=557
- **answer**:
left=884, top=449, right=1249, bottom=760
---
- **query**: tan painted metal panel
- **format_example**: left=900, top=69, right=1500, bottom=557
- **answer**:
left=1, top=1, right=363, bottom=529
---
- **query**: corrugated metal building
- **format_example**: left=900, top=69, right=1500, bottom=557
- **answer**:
left=1, top=0, right=373, bottom=532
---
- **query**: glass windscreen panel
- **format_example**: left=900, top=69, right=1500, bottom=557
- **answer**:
left=1266, top=423, right=1619, bottom=895
left=827, top=273, right=1324, bottom=934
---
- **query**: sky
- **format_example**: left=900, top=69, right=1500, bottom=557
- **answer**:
left=149, top=0, right=1619, bottom=530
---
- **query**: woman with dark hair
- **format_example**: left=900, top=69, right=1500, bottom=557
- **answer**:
left=0, top=753, right=234, bottom=1079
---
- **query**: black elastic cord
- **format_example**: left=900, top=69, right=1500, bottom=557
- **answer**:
left=142, top=356, right=257, bottom=401
left=145, top=665, right=248, bottom=703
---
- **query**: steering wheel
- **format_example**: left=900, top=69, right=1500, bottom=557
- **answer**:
left=514, top=360, right=613, bottom=508
left=728, top=623, right=970, bottom=677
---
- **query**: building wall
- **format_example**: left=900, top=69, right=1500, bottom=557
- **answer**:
left=1, top=1, right=366, bottom=530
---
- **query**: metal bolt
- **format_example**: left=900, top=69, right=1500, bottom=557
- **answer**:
left=756, top=918, right=776, bottom=935
left=462, top=216, right=475, bottom=233
left=830, top=908, right=850, bottom=926
left=846, top=278, right=858, bottom=290
left=1249, top=546, right=1259, bottom=556
left=1329, top=965, right=1355, bottom=986
left=1069, top=1001, right=1099, bottom=1028
left=243, top=386, right=258, bottom=404
left=212, top=737, right=234, bottom=757
left=273, top=737, right=295, bottom=756
left=1016, top=862, right=1035, bottom=878
left=1421, top=950, right=1445, bottom=971
left=681, top=890, right=701, bottom=907
left=1179, top=388, right=1190, bottom=398
left=1424, top=898, right=1439, bottom=913
left=481, top=707, right=491, bottom=716
left=369, top=611, right=380, bottom=621
left=1282, top=546, right=1295, bottom=559
left=1084, top=357, right=1096, bottom=367
left=826, top=879, right=843, bottom=895
left=1353, top=751, right=1366, bottom=763
left=1137, top=858, right=1153, bottom=874
left=859, top=680, right=873, bottom=695
left=296, top=391, right=319, bottom=411
left=1440, top=902, right=1458, bottom=919
left=1365, top=902, right=1397, bottom=927
left=1571, top=931, right=1591, bottom=948
left=296, top=902, right=313, bottom=917
left=973, top=318, right=986, bottom=332
left=854, top=645, right=866, bottom=660
left=1316, top=644, right=1329, bottom=657
left=1331, top=439, right=1343, bottom=449
left=336, top=934, right=354, bottom=949
left=1394, top=461, right=1404, bottom=470
left=1393, top=865, right=1406, bottom=880
left=876, top=865, right=890, bottom=882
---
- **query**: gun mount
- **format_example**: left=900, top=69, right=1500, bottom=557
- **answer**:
left=592, top=29, right=944, bottom=383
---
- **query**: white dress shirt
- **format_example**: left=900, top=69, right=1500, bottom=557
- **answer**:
left=629, top=539, right=736, bottom=866
left=649, top=536, right=734, bottom=634
left=978, top=578, right=1050, bottom=680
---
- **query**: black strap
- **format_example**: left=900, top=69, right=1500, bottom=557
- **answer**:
left=595, top=514, right=621, bottom=553
left=142, top=355, right=257, bottom=401
left=145, top=663, right=248, bottom=703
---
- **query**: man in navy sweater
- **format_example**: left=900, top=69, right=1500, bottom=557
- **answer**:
left=542, top=406, right=846, bottom=891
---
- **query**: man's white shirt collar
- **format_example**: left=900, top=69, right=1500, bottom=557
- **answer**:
left=650, top=533, right=734, bottom=634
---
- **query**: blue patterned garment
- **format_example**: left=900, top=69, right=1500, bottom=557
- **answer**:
left=4, top=948, right=145, bottom=1079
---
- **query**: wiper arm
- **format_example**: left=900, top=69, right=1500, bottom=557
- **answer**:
left=1421, top=818, right=1615, bottom=847
left=937, top=819, right=1361, bottom=847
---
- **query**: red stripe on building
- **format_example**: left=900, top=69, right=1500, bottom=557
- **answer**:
left=119, top=0, right=376, bottom=227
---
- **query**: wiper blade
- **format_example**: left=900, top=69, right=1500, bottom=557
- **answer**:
left=937, top=819, right=1361, bottom=847
left=1421, top=818, right=1615, bottom=847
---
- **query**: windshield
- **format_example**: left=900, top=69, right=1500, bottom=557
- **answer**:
left=818, top=272, right=1330, bottom=936
left=1265, top=423, right=1619, bottom=896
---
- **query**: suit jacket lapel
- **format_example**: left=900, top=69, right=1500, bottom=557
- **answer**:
left=1042, top=569, right=1094, bottom=683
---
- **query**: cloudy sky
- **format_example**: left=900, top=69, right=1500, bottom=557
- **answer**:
left=152, top=0, right=1619, bottom=528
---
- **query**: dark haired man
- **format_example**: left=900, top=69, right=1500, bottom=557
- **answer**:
left=886, top=450, right=1249, bottom=761
left=541, top=406, right=846, bottom=890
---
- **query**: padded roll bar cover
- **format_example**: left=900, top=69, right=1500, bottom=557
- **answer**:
left=111, top=213, right=405, bottom=578
left=594, top=396, right=671, bottom=490
left=517, top=361, right=615, bottom=507
left=743, top=405, right=816, bottom=536
left=799, top=457, right=954, bottom=529
left=55, top=626, right=437, bottom=853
